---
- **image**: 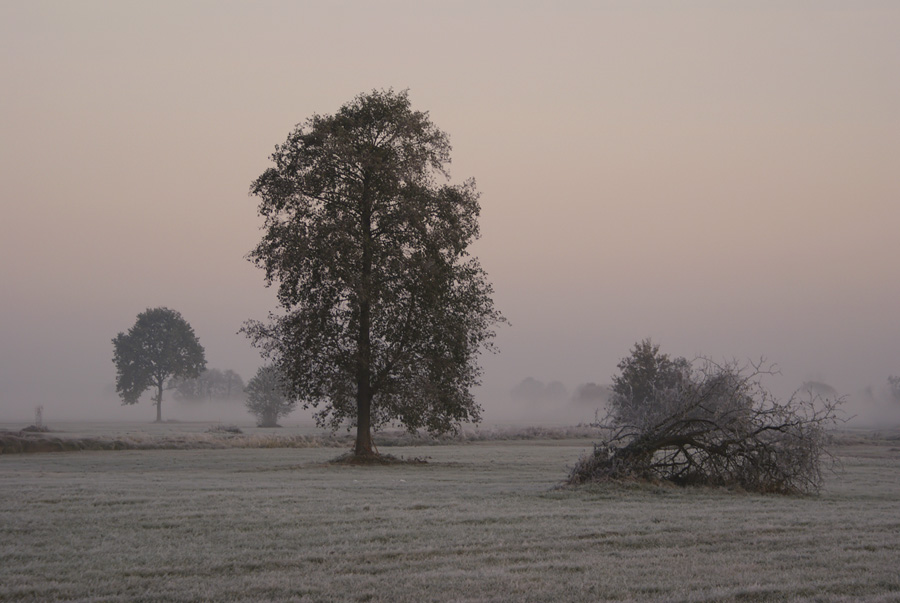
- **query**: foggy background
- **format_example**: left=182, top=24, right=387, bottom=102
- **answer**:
left=2, top=2, right=898, bottom=426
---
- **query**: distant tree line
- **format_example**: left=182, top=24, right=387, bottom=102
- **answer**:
left=510, top=377, right=568, bottom=404
left=169, top=369, right=245, bottom=402
left=510, top=378, right=610, bottom=406
left=111, top=308, right=301, bottom=427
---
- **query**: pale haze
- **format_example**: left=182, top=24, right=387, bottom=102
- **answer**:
left=1, top=2, right=898, bottom=426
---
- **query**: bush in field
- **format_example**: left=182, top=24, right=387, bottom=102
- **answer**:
left=569, top=343, right=843, bottom=494
left=245, top=366, right=296, bottom=427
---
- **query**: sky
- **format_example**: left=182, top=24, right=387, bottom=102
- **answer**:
left=1, top=1, right=898, bottom=426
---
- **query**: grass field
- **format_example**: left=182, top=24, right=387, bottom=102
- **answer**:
left=1, top=425, right=899, bottom=602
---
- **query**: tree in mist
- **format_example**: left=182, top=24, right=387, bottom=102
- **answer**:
left=569, top=342, right=843, bottom=494
left=242, top=89, right=504, bottom=457
left=799, top=380, right=838, bottom=400
left=245, top=365, right=296, bottom=427
left=112, top=307, right=206, bottom=422
left=170, top=368, right=245, bottom=402
left=609, top=338, right=692, bottom=428
left=571, top=382, right=611, bottom=406
left=222, top=369, right=244, bottom=398
left=888, top=375, right=900, bottom=403
left=511, top=378, right=568, bottom=404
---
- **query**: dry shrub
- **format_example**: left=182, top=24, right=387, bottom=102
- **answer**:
left=568, top=359, right=843, bottom=495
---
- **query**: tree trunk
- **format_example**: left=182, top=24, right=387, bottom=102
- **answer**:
left=355, top=393, right=374, bottom=456
left=355, top=290, right=374, bottom=455
left=154, top=379, right=163, bottom=423
left=354, top=183, right=375, bottom=456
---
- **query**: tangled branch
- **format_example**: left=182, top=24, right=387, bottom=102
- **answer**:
left=568, top=359, right=843, bottom=494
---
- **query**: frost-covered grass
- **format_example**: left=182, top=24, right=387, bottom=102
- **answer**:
left=1, top=432, right=899, bottom=602
left=0, top=421, right=604, bottom=454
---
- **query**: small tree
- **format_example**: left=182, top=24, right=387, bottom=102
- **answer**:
left=889, top=375, right=900, bottom=403
left=569, top=344, right=843, bottom=494
left=609, top=338, right=691, bottom=428
left=245, top=365, right=296, bottom=427
left=112, top=307, right=206, bottom=422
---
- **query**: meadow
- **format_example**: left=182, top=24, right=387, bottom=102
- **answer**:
left=1, top=423, right=899, bottom=602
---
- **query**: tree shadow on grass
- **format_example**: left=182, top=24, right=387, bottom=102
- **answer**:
left=328, top=451, right=429, bottom=466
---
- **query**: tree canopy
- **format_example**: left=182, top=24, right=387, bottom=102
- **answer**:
left=243, top=89, right=504, bottom=456
left=112, top=307, right=206, bottom=422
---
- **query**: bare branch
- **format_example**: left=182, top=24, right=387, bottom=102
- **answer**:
left=569, top=350, right=844, bottom=495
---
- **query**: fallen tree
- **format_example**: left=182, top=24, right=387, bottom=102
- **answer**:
left=569, top=353, right=843, bottom=494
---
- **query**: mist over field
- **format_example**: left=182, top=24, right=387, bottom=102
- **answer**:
left=2, top=2, right=899, bottom=429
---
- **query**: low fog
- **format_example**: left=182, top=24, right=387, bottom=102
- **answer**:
left=2, top=3, right=899, bottom=429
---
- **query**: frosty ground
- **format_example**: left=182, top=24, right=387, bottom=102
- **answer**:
left=1, top=425, right=899, bottom=602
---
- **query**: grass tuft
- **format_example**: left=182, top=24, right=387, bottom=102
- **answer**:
left=205, top=424, right=243, bottom=434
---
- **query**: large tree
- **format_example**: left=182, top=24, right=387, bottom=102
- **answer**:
left=112, top=307, right=206, bottom=422
left=243, top=89, right=504, bottom=456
